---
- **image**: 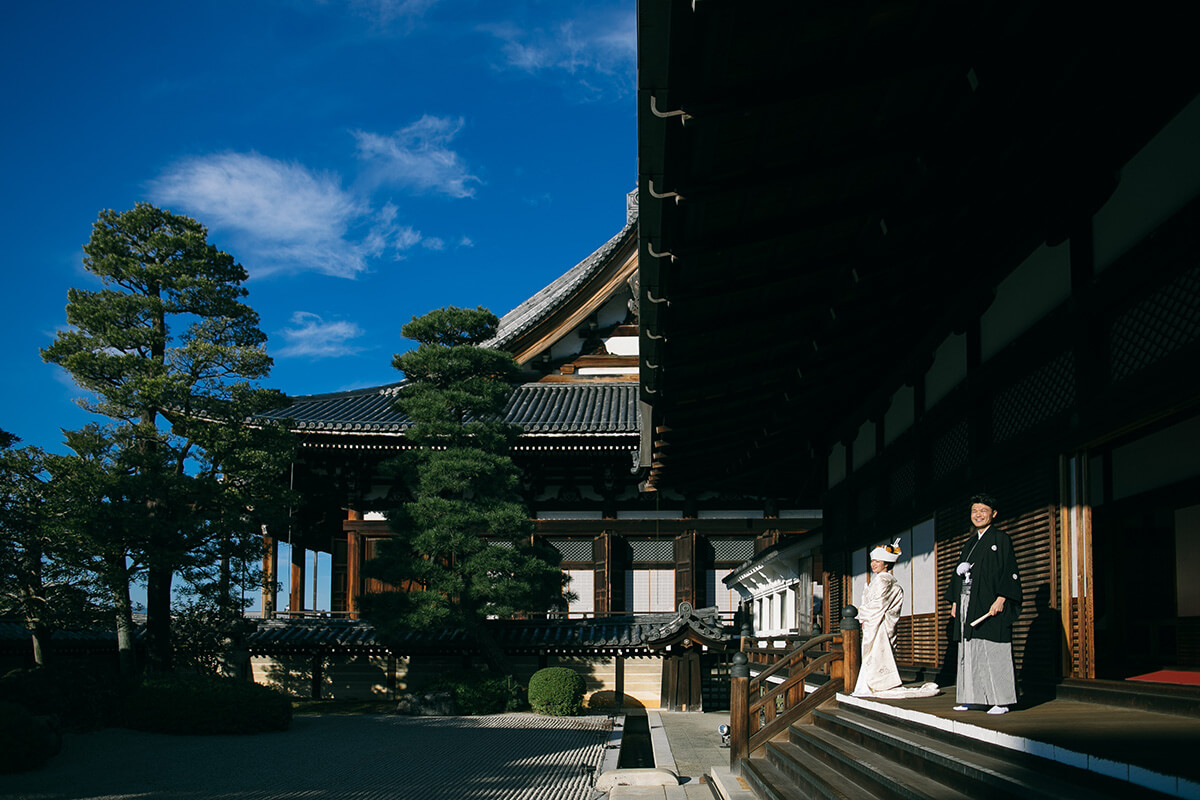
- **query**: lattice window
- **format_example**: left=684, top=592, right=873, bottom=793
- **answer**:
left=889, top=458, right=916, bottom=505
left=629, top=539, right=673, bottom=562
left=564, top=569, right=594, bottom=616
left=1110, top=265, right=1200, bottom=382
left=930, top=418, right=968, bottom=484
left=710, top=538, right=755, bottom=563
left=548, top=538, right=592, bottom=563
left=706, top=569, right=739, bottom=615
left=625, top=569, right=674, bottom=612
left=488, top=540, right=515, bottom=550
left=991, top=349, right=1076, bottom=444
left=852, top=487, right=871, bottom=522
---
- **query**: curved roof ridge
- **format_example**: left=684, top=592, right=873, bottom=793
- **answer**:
left=258, top=380, right=640, bottom=435
left=485, top=190, right=638, bottom=351
left=272, top=381, right=409, bottom=405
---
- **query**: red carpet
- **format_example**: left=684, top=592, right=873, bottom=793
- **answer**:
left=1127, top=669, right=1200, bottom=686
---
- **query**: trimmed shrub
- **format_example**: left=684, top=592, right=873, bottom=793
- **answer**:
left=123, top=674, right=291, bottom=735
left=0, top=701, right=55, bottom=773
left=0, top=665, right=122, bottom=731
left=586, top=691, right=644, bottom=710
left=426, top=673, right=527, bottom=715
left=528, top=667, right=585, bottom=716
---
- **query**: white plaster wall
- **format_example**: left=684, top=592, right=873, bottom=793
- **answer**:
left=851, top=546, right=868, bottom=612
left=925, top=333, right=966, bottom=412
left=981, top=243, right=1071, bottom=363
left=853, top=420, right=876, bottom=470
left=828, top=442, right=846, bottom=488
left=1112, top=414, right=1200, bottom=500
left=884, top=384, right=914, bottom=446
left=1095, top=94, right=1200, bottom=272
left=909, top=518, right=937, bottom=615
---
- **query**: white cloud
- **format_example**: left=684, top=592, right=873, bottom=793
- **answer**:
left=481, top=8, right=636, bottom=96
left=149, top=151, right=425, bottom=278
left=276, top=312, right=366, bottom=359
left=353, top=115, right=480, bottom=198
left=348, top=0, right=442, bottom=26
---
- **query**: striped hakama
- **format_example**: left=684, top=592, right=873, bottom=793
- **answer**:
left=956, top=584, right=1018, bottom=706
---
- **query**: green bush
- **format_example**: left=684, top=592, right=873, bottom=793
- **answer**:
left=0, top=700, right=56, bottom=773
left=528, top=667, right=585, bottom=716
left=427, top=673, right=526, bottom=715
left=122, top=674, right=291, bottom=735
left=0, top=665, right=122, bottom=731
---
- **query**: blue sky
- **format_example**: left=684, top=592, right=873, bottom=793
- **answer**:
left=1, top=0, right=637, bottom=457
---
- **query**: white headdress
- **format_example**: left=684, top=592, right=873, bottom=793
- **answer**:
left=870, top=538, right=902, bottom=563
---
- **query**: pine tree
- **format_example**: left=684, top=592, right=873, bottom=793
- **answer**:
left=362, top=306, right=564, bottom=673
left=0, top=433, right=103, bottom=666
left=42, top=203, right=293, bottom=672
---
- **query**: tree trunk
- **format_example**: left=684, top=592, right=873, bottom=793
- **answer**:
left=472, top=624, right=510, bottom=674
left=30, top=627, right=48, bottom=667
left=145, top=561, right=173, bottom=674
left=109, top=555, right=138, bottom=682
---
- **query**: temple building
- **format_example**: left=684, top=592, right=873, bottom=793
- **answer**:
left=250, top=191, right=821, bottom=708
left=636, top=0, right=1200, bottom=692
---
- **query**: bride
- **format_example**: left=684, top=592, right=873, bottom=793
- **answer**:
left=852, top=539, right=904, bottom=696
left=851, top=539, right=939, bottom=699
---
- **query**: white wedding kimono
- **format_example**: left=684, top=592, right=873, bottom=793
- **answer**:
left=852, top=570, right=903, bottom=696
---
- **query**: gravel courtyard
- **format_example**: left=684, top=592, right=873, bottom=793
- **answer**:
left=1, top=713, right=612, bottom=800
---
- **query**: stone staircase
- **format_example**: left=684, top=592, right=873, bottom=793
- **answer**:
left=737, top=701, right=1174, bottom=800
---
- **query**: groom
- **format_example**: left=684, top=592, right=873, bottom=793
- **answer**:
left=947, top=493, right=1022, bottom=714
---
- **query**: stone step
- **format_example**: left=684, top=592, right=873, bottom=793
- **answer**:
left=1055, top=677, right=1200, bottom=718
left=813, top=704, right=1171, bottom=800
left=767, top=731, right=959, bottom=800
left=741, top=747, right=856, bottom=800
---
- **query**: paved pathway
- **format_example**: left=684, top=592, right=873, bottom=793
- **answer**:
left=1, top=714, right=610, bottom=800
left=604, top=711, right=752, bottom=800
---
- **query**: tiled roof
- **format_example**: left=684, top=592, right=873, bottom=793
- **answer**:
left=484, top=190, right=638, bottom=351
left=0, top=621, right=144, bottom=653
left=257, top=382, right=640, bottom=436
left=247, top=606, right=732, bottom=656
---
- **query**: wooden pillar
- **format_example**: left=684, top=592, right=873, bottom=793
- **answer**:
left=615, top=655, right=625, bottom=712
left=686, top=650, right=702, bottom=711
left=289, top=543, right=306, bottom=615
left=262, top=530, right=278, bottom=620
left=311, top=654, right=323, bottom=699
left=729, top=649, right=749, bottom=773
left=674, top=531, right=695, bottom=608
left=347, top=530, right=363, bottom=619
left=841, top=605, right=861, bottom=693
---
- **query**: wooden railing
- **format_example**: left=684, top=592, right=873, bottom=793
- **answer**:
left=729, top=606, right=860, bottom=769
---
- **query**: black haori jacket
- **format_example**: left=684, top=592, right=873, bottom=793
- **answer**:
left=947, top=526, right=1023, bottom=643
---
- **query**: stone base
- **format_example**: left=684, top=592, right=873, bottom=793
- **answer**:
left=594, top=768, right=679, bottom=791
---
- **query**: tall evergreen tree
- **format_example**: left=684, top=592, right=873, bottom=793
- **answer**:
left=42, top=203, right=292, bottom=672
left=362, top=306, right=564, bottom=673
left=45, top=425, right=144, bottom=678
left=0, top=433, right=103, bottom=666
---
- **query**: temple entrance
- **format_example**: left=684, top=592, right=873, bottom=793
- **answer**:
left=660, top=650, right=701, bottom=711
left=1092, top=491, right=1200, bottom=682
left=1093, top=502, right=1179, bottom=679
